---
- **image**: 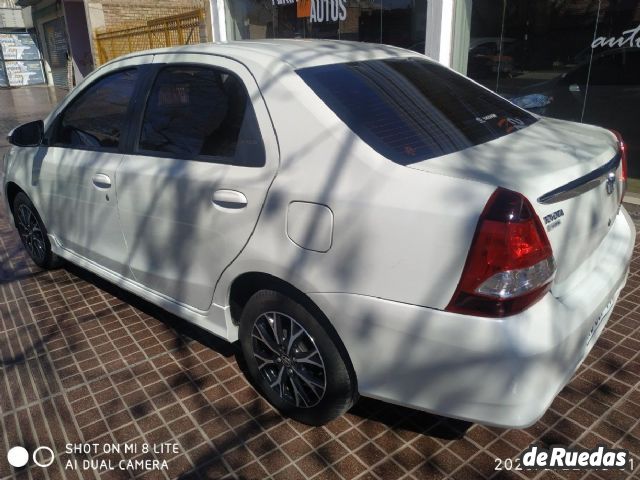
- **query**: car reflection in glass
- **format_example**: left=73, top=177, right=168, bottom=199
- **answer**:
left=506, top=48, right=639, bottom=176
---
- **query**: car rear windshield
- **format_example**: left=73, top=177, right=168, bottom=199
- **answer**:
left=297, top=58, right=538, bottom=165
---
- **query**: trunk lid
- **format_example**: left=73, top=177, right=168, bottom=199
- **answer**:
left=407, top=117, right=623, bottom=291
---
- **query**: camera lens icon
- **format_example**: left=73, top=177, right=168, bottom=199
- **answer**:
left=7, top=446, right=54, bottom=468
left=7, top=447, right=29, bottom=468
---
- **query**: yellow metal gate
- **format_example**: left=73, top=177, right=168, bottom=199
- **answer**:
left=94, top=9, right=205, bottom=66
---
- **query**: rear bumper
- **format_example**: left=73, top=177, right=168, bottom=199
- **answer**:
left=309, top=207, right=635, bottom=428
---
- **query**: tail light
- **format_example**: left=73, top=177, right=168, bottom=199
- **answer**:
left=610, top=130, right=627, bottom=200
left=446, top=188, right=556, bottom=318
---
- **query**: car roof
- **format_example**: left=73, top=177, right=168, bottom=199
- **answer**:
left=110, top=39, right=418, bottom=70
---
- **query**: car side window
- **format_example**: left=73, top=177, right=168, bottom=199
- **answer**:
left=621, top=51, right=640, bottom=85
left=52, top=68, right=138, bottom=149
left=471, top=43, right=497, bottom=56
left=565, top=54, right=622, bottom=87
left=563, top=65, right=588, bottom=86
left=589, top=54, right=623, bottom=86
left=137, top=65, right=265, bottom=167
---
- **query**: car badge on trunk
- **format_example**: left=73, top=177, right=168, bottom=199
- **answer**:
left=606, top=172, right=616, bottom=195
left=543, top=209, right=564, bottom=232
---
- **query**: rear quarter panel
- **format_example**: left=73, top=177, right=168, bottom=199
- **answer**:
left=214, top=70, right=496, bottom=310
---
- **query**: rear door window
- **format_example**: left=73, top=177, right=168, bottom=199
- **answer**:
left=137, top=65, right=265, bottom=167
left=297, top=58, right=537, bottom=165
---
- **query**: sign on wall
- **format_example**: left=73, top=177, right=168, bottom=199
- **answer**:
left=0, top=64, right=7, bottom=87
left=0, top=8, right=25, bottom=29
left=592, top=24, right=640, bottom=49
left=272, top=0, right=348, bottom=24
left=3, top=60, right=45, bottom=86
left=0, top=33, right=42, bottom=60
left=0, top=33, right=45, bottom=86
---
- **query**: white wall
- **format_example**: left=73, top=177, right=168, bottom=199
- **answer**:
left=425, top=0, right=454, bottom=67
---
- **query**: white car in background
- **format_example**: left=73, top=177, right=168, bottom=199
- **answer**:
left=1, top=40, right=634, bottom=427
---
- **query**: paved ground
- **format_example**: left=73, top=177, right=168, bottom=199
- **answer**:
left=1, top=86, right=640, bottom=480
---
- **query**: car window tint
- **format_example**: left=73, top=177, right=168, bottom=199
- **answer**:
left=53, top=69, right=137, bottom=149
left=297, top=58, right=538, bottom=165
left=138, top=66, right=265, bottom=167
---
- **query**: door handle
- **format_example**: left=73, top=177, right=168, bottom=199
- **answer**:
left=212, top=189, right=247, bottom=211
left=92, top=173, right=111, bottom=190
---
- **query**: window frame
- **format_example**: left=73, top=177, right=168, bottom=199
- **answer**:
left=47, top=66, right=142, bottom=153
left=130, top=62, right=264, bottom=166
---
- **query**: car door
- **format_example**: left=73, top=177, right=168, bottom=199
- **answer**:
left=115, top=55, right=278, bottom=311
left=39, top=58, right=149, bottom=276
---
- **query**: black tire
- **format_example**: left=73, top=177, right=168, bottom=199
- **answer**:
left=13, top=192, right=63, bottom=269
left=239, top=289, right=357, bottom=426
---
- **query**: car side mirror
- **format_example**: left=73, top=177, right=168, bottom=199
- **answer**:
left=7, top=120, right=44, bottom=147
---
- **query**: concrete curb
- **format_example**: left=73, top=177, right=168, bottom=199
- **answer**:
left=624, top=193, right=640, bottom=206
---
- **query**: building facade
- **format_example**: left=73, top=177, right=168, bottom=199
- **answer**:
left=0, top=0, right=47, bottom=86
left=16, top=0, right=206, bottom=88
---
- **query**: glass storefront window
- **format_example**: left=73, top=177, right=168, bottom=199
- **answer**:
left=224, top=1, right=427, bottom=53
left=466, top=1, right=640, bottom=177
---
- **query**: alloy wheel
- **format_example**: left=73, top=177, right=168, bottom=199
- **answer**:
left=251, top=311, right=327, bottom=408
left=16, top=204, right=46, bottom=264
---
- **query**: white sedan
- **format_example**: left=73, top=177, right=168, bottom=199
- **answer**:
left=1, top=40, right=634, bottom=427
